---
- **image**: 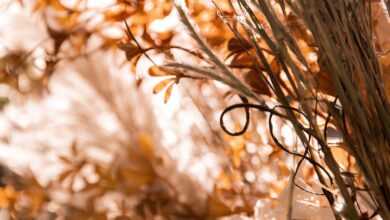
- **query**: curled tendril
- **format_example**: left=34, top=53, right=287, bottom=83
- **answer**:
left=219, top=99, right=334, bottom=186
left=219, top=95, right=251, bottom=136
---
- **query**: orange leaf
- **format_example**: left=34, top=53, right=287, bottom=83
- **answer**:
left=207, top=194, right=232, bottom=217
left=227, top=37, right=251, bottom=53
left=152, top=78, right=174, bottom=94
left=33, top=0, right=72, bottom=12
left=148, top=66, right=170, bottom=76
left=314, top=71, right=336, bottom=96
left=215, top=171, right=232, bottom=189
left=243, top=70, right=271, bottom=96
left=138, top=133, right=155, bottom=160
left=104, top=5, right=134, bottom=22
left=118, top=43, right=142, bottom=61
left=230, top=52, right=254, bottom=68
left=278, top=162, right=290, bottom=177
left=331, top=146, right=352, bottom=170
left=0, top=186, right=18, bottom=208
left=49, top=0, right=69, bottom=11
left=269, top=149, right=283, bottom=161
left=270, top=58, right=281, bottom=74
left=118, top=168, right=154, bottom=190
left=164, top=83, right=174, bottom=103
left=32, top=0, right=46, bottom=11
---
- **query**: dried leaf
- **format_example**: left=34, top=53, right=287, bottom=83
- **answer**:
left=243, top=70, right=271, bottom=95
left=207, top=193, right=232, bottom=217
left=270, top=58, right=281, bottom=75
left=0, top=186, right=18, bottom=208
left=138, top=133, right=155, bottom=160
left=269, top=148, right=283, bottom=161
left=163, top=82, right=174, bottom=103
left=57, top=168, right=74, bottom=183
left=148, top=66, right=171, bottom=76
left=331, top=146, right=352, bottom=170
left=118, top=42, right=143, bottom=61
left=33, top=0, right=69, bottom=12
left=118, top=168, right=154, bottom=190
left=230, top=52, right=255, bottom=68
left=278, top=162, right=290, bottom=177
left=46, top=25, right=69, bottom=54
left=104, top=5, right=134, bottom=22
left=215, top=172, right=232, bottom=189
left=314, top=71, right=336, bottom=96
left=152, top=78, right=174, bottom=94
left=25, top=185, right=47, bottom=215
left=227, top=37, right=251, bottom=53
left=49, top=0, right=70, bottom=11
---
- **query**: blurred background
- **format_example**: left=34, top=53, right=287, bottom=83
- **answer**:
left=0, top=0, right=388, bottom=219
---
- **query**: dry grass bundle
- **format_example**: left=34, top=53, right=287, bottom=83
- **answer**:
left=169, top=0, right=390, bottom=219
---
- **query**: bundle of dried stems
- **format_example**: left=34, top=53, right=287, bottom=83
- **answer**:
left=168, top=0, right=390, bottom=219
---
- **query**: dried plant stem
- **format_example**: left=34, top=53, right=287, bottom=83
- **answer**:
left=174, top=0, right=390, bottom=219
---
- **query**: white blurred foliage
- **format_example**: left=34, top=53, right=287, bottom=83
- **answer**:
left=0, top=3, right=48, bottom=52
left=0, top=51, right=215, bottom=215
